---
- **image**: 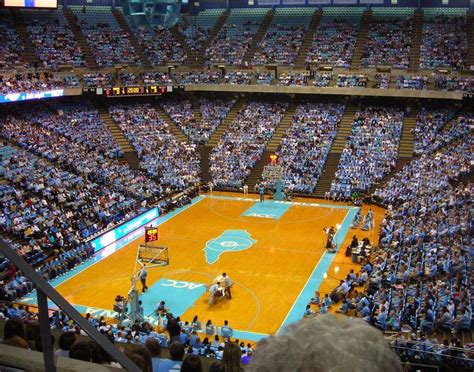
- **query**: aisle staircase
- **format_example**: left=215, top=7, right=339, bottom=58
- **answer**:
left=242, top=9, right=275, bottom=65
left=244, top=150, right=270, bottom=190
left=198, top=146, right=212, bottom=186
left=351, top=11, right=372, bottom=69
left=265, top=102, right=297, bottom=152
left=63, top=9, right=97, bottom=68
left=366, top=110, right=415, bottom=193
left=313, top=103, right=357, bottom=197
left=190, top=95, right=202, bottom=125
left=10, top=9, right=39, bottom=66
left=295, top=9, right=322, bottom=67
left=198, top=11, right=229, bottom=65
left=467, top=12, right=474, bottom=72
left=244, top=102, right=297, bottom=188
left=398, top=110, right=416, bottom=158
left=170, top=26, right=201, bottom=68
left=207, top=97, right=246, bottom=146
left=408, top=10, right=423, bottom=72
left=113, top=12, right=151, bottom=68
left=94, top=105, right=140, bottom=169
left=153, top=104, right=189, bottom=142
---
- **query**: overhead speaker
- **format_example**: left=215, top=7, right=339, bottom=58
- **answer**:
left=120, top=0, right=182, bottom=28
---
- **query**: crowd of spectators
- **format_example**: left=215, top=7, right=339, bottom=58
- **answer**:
left=324, top=106, right=474, bottom=345
left=0, top=146, right=135, bottom=289
left=141, top=71, right=174, bottom=86
left=224, top=71, right=253, bottom=85
left=413, top=108, right=454, bottom=155
left=330, top=106, right=403, bottom=198
left=118, top=71, right=138, bottom=87
left=264, top=102, right=344, bottom=193
left=374, top=135, right=472, bottom=204
left=135, top=27, right=186, bottom=66
left=1, top=148, right=134, bottom=242
left=426, top=114, right=473, bottom=154
left=255, top=72, right=274, bottom=85
left=47, top=102, right=123, bottom=157
left=314, top=72, right=332, bottom=87
left=322, top=119, right=472, bottom=350
left=1, top=106, right=162, bottom=200
left=336, top=74, right=368, bottom=88
left=333, top=178, right=472, bottom=347
left=205, top=21, right=260, bottom=66
left=174, top=70, right=221, bottom=85
left=306, top=20, right=358, bottom=68
left=390, top=331, right=472, bottom=369
left=414, top=111, right=472, bottom=156
left=434, top=75, right=474, bottom=93
left=420, top=15, right=468, bottom=71
left=79, top=20, right=140, bottom=68
left=396, top=75, right=429, bottom=90
left=196, top=97, right=236, bottom=144
left=161, top=99, right=196, bottom=138
left=361, top=17, right=412, bottom=69
left=368, top=174, right=471, bottom=340
left=82, top=73, right=114, bottom=88
left=210, top=101, right=288, bottom=187
left=0, top=13, right=26, bottom=69
left=278, top=71, right=309, bottom=86
left=109, top=103, right=200, bottom=189
left=0, top=73, right=79, bottom=95
left=373, top=73, right=391, bottom=89
left=27, top=19, right=85, bottom=69
left=177, top=20, right=210, bottom=52
left=0, top=304, right=257, bottom=370
left=252, top=24, right=306, bottom=65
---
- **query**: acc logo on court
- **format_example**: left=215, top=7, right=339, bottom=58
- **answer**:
left=204, top=230, right=257, bottom=264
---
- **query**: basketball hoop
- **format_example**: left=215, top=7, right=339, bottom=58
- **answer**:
left=136, top=244, right=169, bottom=269
left=262, top=164, right=286, bottom=201
left=262, top=164, right=285, bottom=183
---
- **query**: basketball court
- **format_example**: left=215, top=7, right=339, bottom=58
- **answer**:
left=20, top=192, right=383, bottom=341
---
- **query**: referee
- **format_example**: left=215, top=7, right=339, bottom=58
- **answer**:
left=222, top=272, right=233, bottom=299
left=140, top=267, right=148, bottom=293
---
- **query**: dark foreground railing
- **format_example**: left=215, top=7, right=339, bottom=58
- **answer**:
left=0, top=238, right=140, bottom=372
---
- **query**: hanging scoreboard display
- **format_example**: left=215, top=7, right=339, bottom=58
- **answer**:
left=144, top=226, right=159, bottom=243
left=105, top=86, right=168, bottom=97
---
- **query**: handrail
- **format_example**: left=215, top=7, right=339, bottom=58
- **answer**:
left=390, top=344, right=473, bottom=364
left=0, top=238, right=140, bottom=372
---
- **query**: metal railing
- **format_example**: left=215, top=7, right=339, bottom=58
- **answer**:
left=0, top=238, right=140, bottom=372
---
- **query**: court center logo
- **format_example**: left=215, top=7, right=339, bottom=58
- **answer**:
left=204, top=230, right=257, bottom=264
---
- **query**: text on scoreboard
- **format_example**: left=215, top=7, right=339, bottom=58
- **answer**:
left=105, top=86, right=170, bottom=97
left=145, top=227, right=159, bottom=243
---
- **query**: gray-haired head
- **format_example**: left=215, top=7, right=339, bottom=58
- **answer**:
left=247, top=314, right=402, bottom=372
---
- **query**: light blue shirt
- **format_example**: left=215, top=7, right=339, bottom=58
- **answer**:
left=156, top=359, right=182, bottom=372
left=221, top=325, right=233, bottom=338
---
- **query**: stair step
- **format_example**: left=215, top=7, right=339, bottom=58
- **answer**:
left=63, top=9, right=98, bottom=68
left=154, top=104, right=189, bottom=142
left=199, top=11, right=229, bottom=65
left=92, top=102, right=140, bottom=169
left=113, top=12, right=151, bottom=67
left=295, top=9, right=322, bottom=67
left=408, top=10, right=424, bottom=72
left=207, top=97, right=246, bottom=145
left=242, top=9, right=275, bottom=64
left=351, top=11, right=372, bottom=69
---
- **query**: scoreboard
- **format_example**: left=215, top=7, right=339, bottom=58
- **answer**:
left=105, top=86, right=168, bottom=97
left=144, top=226, right=159, bottom=243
